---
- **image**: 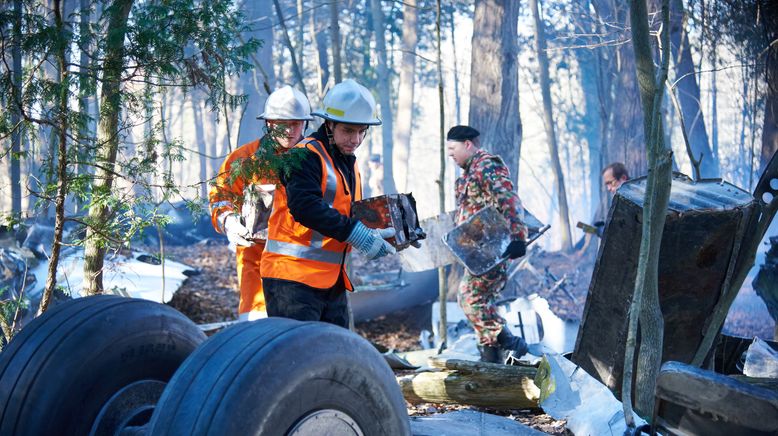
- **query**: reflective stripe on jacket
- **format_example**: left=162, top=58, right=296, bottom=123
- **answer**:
left=262, top=139, right=362, bottom=289
left=208, top=138, right=263, bottom=233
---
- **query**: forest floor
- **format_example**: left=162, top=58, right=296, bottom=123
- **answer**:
left=165, top=241, right=571, bottom=434
left=164, top=239, right=773, bottom=435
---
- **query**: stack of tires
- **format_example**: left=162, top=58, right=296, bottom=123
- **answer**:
left=0, top=296, right=410, bottom=436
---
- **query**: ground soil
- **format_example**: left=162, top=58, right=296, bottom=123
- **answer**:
left=163, top=238, right=770, bottom=435
left=164, top=241, right=570, bottom=434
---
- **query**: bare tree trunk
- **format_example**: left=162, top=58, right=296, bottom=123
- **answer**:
left=447, top=7, right=461, bottom=125
left=193, top=98, right=208, bottom=200
left=739, top=64, right=750, bottom=186
left=591, top=0, right=646, bottom=176
left=622, top=0, right=672, bottom=421
left=83, top=0, right=134, bottom=295
left=39, top=0, right=71, bottom=315
left=236, top=0, right=274, bottom=146
left=468, top=0, right=522, bottom=183
left=667, top=0, right=718, bottom=177
left=10, top=0, right=22, bottom=216
left=330, top=0, right=342, bottom=84
left=296, top=0, right=304, bottom=73
left=371, top=0, right=397, bottom=194
left=760, top=3, right=778, bottom=173
left=570, top=5, right=605, bottom=221
left=75, top=0, right=94, bottom=213
left=273, top=0, right=307, bottom=96
left=436, top=0, right=447, bottom=348
left=311, top=3, right=329, bottom=98
left=710, top=41, right=719, bottom=164
left=393, top=0, right=417, bottom=193
left=530, top=0, right=572, bottom=252
left=593, top=5, right=615, bottom=217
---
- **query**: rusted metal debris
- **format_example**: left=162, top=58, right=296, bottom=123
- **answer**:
left=442, top=207, right=550, bottom=276
left=654, top=361, right=778, bottom=435
left=241, top=184, right=275, bottom=240
left=352, top=193, right=426, bottom=251
left=573, top=174, right=761, bottom=397
left=443, top=207, right=510, bottom=275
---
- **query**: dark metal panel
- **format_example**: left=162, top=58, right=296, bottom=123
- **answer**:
left=572, top=175, right=760, bottom=397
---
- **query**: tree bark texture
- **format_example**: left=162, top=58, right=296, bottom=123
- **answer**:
left=530, top=0, right=573, bottom=252
left=624, top=0, right=672, bottom=420
left=371, top=0, right=397, bottom=195
left=10, top=0, right=22, bottom=215
left=296, top=0, right=304, bottom=74
left=194, top=98, right=208, bottom=200
left=760, top=2, right=778, bottom=173
left=436, top=0, right=447, bottom=347
left=591, top=4, right=616, bottom=218
left=330, top=0, right=342, bottom=84
left=392, top=0, right=417, bottom=193
left=311, top=8, right=329, bottom=98
left=76, top=0, right=95, bottom=211
left=399, top=359, right=539, bottom=409
left=667, top=0, right=718, bottom=178
left=591, top=0, right=646, bottom=177
left=468, top=0, right=522, bottom=184
left=570, top=5, right=605, bottom=221
left=273, top=0, right=307, bottom=96
left=83, top=0, right=134, bottom=295
left=40, top=0, right=70, bottom=315
left=710, top=42, right=719, bottom=165
left=236, top=0, right=274, bottom=147
left=448, top=8, right=461, bottom=125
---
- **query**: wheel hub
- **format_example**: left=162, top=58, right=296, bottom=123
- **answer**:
left=89, top=379, right=166, bottom=436
left=288, top=409, right=364, bottom=436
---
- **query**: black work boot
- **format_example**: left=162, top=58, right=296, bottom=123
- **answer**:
left=497, top=328, right=529, bottom=358
left=478, top=345, right=501, bottom=363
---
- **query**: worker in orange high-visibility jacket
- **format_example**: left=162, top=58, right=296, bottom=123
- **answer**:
left=261, top=80, right=397, bottom=328
left=209, top=85, right=313, bottom=321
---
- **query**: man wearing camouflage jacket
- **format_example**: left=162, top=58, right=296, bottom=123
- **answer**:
left=447, top=125, right=530, bottom=363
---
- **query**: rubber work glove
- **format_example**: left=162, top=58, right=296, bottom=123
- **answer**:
left=346, top=222, right=396, bottom=260
left=223, top=214, right=255, bottom=247
left=501, top=240, right=526, bottom=259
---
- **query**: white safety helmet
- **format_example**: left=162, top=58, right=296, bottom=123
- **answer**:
left=258, top=85, right=314, bottom=121
left=312, top=79, right=381, bottom=125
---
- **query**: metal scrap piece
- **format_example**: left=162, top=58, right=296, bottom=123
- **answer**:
left=242, top=184, right=275, bottom=241
left=442, top=207, right=549, bottom=276
left=442, top=207, right=512, bottom=276
left=352, top=193, right=426, bottom=251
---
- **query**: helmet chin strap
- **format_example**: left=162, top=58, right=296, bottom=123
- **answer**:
left=325, top=121, right=336, bottom=146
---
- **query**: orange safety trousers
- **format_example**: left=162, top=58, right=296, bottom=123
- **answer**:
left=236, top=241, right=266, bottom=315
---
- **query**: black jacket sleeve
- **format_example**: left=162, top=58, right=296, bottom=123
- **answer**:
left=281, top=148, right=358, bottom=242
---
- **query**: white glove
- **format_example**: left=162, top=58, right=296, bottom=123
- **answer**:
left=223, top=214, right=255, bottom=247
left=346, top=222, right=396, bottom=260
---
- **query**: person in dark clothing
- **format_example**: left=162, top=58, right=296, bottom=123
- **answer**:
left=260, top=80, right=395, bottom=328
left=574, top=162, right=631, bottom=253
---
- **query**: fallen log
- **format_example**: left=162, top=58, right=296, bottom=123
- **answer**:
left=398, top=357, right=540, bottom=409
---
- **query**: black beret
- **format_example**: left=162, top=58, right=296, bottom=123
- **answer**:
left=446, top=125, right=480, bottom=141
